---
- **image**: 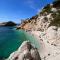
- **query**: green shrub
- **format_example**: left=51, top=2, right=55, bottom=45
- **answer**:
left=49, top=13, right=60, bottom=27
left=40, top=4, right=52, bottom=14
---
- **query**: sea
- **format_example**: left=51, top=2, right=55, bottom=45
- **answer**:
left=0, top=26, right=40, bottom=59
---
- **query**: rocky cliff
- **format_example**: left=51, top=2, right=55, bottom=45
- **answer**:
left=8, top=0, right=60, bottom=60
left=17, top=0, right=60, bottom=31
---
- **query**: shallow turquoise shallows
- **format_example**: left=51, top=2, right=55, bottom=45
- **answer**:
left=0, top=27, right=40, bottom=58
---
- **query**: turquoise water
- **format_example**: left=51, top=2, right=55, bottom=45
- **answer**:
left=0, top=27, right=40, bottom=59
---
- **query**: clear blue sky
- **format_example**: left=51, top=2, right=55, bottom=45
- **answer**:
left=0, top=0, right=54, bottom=23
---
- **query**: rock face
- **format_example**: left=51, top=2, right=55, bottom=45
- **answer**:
left=16, top=1, right=60, bottom=60
left=46, top=26, right=60, bottom=45
left=6, top=41, right=41, bottom=60
left=0, top=21, right=16, bottom=26
left=17, top=1, right=60, bottom=31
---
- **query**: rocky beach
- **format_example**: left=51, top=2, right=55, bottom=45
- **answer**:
left=7, top=0, right=60, bottom=60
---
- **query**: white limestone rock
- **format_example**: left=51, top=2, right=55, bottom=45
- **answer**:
left=6, top=41, right=41, bottom=60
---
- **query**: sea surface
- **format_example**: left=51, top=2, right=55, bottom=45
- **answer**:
left=0, top=26, right=40, bottom=59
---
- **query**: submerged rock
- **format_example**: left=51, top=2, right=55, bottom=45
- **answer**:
left=6, top=41, right=41, bottom=60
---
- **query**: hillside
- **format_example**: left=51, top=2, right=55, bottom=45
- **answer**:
left=17, top=0, right=60, bottom=31
left=8, top=0, right=60, bottom=60
left=0, top=21, right=16, bottom=26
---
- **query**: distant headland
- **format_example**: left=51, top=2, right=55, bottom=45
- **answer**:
left=0, top=21, right=16, bottom=26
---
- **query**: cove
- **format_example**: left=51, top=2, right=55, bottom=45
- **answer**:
left=0, top=27, right=40, bottom=59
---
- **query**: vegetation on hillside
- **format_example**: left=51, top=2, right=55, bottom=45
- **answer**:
left=49, top=10, right=60, bottom=27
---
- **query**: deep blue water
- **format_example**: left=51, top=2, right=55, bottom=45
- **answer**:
left=0, top=27, right=40, bottom=59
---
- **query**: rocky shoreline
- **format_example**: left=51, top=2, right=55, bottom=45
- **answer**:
left=7, top=1, right=60, bottom=60
left=6, top=41, right=41, bottom=60
left=29, top=26, right=60, bottom=60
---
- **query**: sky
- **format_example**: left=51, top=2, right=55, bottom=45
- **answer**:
left=0, top=0, right=54, bottom=23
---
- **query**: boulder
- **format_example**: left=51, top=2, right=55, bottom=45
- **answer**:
left=6, top=41, right=41, bottom=60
